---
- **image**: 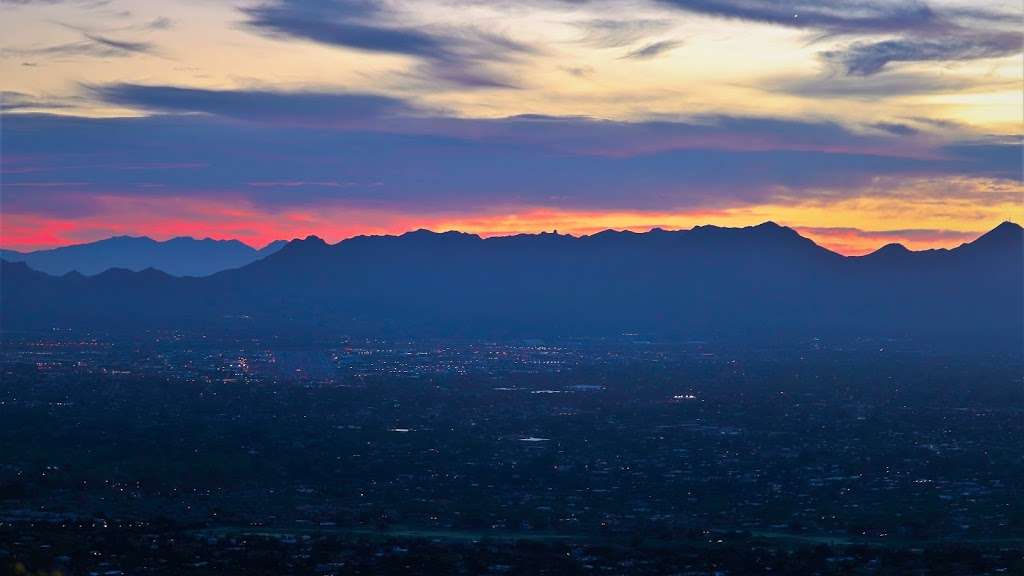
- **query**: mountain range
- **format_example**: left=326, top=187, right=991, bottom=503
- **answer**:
left=0, top=236, right=286, bottom=277
left=2, top=222, right=1020, bottom=349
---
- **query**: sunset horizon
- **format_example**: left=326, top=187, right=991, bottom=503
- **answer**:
left=3, top=0, right=1021, bottom=257
left=3, top=216, right=1016, bottom=257
left=1, top=2, right=1021, bottom=574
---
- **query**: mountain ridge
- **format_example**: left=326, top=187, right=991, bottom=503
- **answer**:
left=0, top=235, right=287, bottom=277
left=2, top=222, right=1020, bottom=349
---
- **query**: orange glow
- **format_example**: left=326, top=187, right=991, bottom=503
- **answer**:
left=792, top=228, right=978, bottom=256
left=1, top=194, right=1009, bottom=256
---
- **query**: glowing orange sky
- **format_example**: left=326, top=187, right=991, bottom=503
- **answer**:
left=0, top=200, right=999, bottom=256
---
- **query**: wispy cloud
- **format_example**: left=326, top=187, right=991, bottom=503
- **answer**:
left=241, top=0, right=533, bottom=88
left=1, top=91, right=78, bottom=112
left=84, top=33, right=152, bottom=54
left=89, top=83, right=415, bottom=126
left=761, top=70, right=1014, bottom=99
left=657, top=0, right=941, bottom=34
left=824, top=32, right=1021, bottom=76
left=634, top=0, right=1019, bottom=75
left=144, top=16, right=174, bottom=30
left=575, top=18, right=672, bottom=48
left=7, top=31, right=155, bottom=59
left=621, top=39, right=683, bottom=60
left=871, top=122, right=918, bottom=137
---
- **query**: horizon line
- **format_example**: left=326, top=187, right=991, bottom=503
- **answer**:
left=1, top=220, right=1015, bottom=258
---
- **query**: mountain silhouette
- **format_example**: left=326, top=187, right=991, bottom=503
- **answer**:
left=1, top=222, right=1020, bottom=349
left=0, top=236, right=286, bottom=277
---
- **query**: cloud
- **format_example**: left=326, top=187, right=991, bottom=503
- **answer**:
left=498, top=1, right=1019, bottom=78
left=1, top=91, right=80, bottom=112
left=145, top=16, right=174, bottom=30
left=90, top=84, right=415, bottom=126
left=561, top=65, right=594, bottom=77
left=241, top=0, right=533, bottom=88
left=408, top=113, right=915, bottom=158
left=4, top=86, right=1020, bottom=253
left=86, top=84, right=920, bottom=156
left=763, top=70, right=1000, bottom=99
left=4, top=88, right=1020, bottom=222
left=621, top=39, right=683, bottom=60
left=656, top=0, right=940, bottom=35
left=7, top=32, right=155, bottom=59
left=575, top=18, right=672, bottom=48
left=83, top=33, right=153, bottom=54
left=824, top=32, right=1021, bottom=76
left=647, top=1, right=1019, bottom=75
left=939, top=139, right=1024, bottom=181
left=2, top=0, right=110, bottom=5
left=871, top=122, right=918, bottom=136
left=244, top=5, right=443, bottom=54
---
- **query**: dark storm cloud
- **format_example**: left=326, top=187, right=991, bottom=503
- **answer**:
left=241, top=0, right=533, bottom=88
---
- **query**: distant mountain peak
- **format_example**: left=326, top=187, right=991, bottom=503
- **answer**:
left=691, top=221, right=793, bottom=234
left=961, top=221, right=1023, bottom=251
left=259, top=239, right=288, bottom=252
left=400, top=229, right=480, bottom=240
left=276, top=235, right=330, bottom=256
left=591, top=229, right=640, bottom=239
left=4, top=234, right=281, bottom=277
left=281, top=235, right=329, bottom=250
left=987, top=220, right=1022, bottom=237
left=870, top=243, right=911, bottom=257
left=166, top=236, right=249, bottom=247
left=751, top=221, right=805, bottom=239
left=689, top=221, right=814, bottom=251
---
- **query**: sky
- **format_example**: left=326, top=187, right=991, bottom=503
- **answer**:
left=1, top=0, right=1021, bottom=255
